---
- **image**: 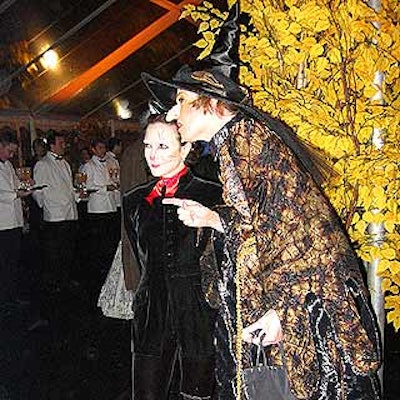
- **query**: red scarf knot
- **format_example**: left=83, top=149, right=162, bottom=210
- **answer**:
left=145, top=166, right=188, bottom=205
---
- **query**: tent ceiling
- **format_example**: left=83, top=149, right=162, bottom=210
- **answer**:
left=0, top=0, right=226, bottom=122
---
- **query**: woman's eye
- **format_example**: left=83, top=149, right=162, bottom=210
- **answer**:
left=144, top=143, right=151, bottom=149
left=159, top=144, right=168, bottom=150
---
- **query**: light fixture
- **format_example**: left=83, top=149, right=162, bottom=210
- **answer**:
left=114, top=98, right=132, bottom=119
left=40, top=49, right=59, bottom=70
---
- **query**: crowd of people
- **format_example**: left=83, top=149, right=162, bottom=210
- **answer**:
left=1, top=3, right=384, bottom=400
left=0, top=126, right=123, bottom=326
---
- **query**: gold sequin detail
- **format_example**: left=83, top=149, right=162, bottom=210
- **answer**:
left=191, top=71, right=224, bottom=89
left=236, top=236, right=257, bottom=399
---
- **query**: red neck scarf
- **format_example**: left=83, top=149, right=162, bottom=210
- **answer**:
left=145, top=166, right=188, bottom=205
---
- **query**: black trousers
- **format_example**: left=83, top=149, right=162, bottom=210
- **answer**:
left=133, top=294, right=216, bottom=400
left=133, top=339, right=215, bottom=400
left=39, top=220, right=77, bottom=316
left=0, top=227, right=22, bottom=304
left=82, top=211, right=120, bottom=305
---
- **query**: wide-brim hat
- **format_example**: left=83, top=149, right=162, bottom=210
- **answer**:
left=142, top=1, right=334, bottom=186
left=142, top=2, right=251, bottom=110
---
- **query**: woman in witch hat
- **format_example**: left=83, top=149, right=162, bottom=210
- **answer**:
left=141, top=2, right=381, bottom=399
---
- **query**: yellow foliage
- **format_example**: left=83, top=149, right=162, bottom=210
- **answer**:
left=382, top=277, right=392, bottom=291
left=389, top=261, right=400, bottom=275
left=198, top=21, right=209, bottom=33
left=327, top=48, right=342, bottom=64
left=186, top=0, right=400, bottom=330
left=377, top=259, right=391, bottom=274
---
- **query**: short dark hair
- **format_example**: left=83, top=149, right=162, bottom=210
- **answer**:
left=0, top=126, right=18, bottom=146
left=192, top=95, right=240, bottom=114
left=45, top=129, right=64, bottom=146
left=107, top=137, right=121, bottom=151
left=90, top=138, right=106, bottom=148
left=33, top=138, right=46, bottom=148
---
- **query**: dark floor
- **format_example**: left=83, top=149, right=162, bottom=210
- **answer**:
left=0, top=228, right=131, bottom=400
left=0, top=231, right=399, bottom=400
left=0, top=291, right=131, bottom=400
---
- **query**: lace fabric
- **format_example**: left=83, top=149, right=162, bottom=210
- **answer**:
left=97, top=241, right=134, bottom=320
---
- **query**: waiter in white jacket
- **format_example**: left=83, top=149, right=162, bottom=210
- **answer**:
left=81, top=138, right=119, bottom=305
left=33, top=130, right=79, bottom=318
left=0, top=127, right=32, bottom=305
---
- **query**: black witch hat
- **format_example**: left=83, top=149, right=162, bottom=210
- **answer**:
left=142, top=2, right=251, bottom=110
left=142, top=1, right=334, bottom=185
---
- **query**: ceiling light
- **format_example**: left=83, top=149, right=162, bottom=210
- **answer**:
left=114, top=99, right=132, bottom=119
left=40, top=49, right=59, bottom=70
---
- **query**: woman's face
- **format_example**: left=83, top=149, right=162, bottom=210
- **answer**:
left=143, top=122, right=190, bottom=178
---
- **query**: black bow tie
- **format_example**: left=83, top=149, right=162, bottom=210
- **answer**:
left=98, top=159, right=107, bottom=163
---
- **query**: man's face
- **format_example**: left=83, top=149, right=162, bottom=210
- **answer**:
left=0, top=142, right=18, bottom=162
left=80, top=149, right=91, bottom=163
left=166, top=89, right=212, bottom=143
left=92, top=142, right=107, bottom=158
left=34, top=142, right=47, bottom=158
left=51, top=136, right=66, bottom=156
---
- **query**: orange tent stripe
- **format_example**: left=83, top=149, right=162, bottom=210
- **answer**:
left=48, top=0, right=202, bottom=104
left=150, top=0, right=181, bottom=12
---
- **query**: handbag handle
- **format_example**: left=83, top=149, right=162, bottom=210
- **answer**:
left=254, top=342, right=287, bottom=369
left=250, top=343, right=293, bottom=398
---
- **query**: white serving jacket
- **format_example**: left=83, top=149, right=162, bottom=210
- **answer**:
left=32, top=153, right=78, bottom=222
left=0, top=160, right=23, bottom=230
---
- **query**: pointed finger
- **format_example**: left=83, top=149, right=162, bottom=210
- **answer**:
left=162, top=198, right=184, bottom=207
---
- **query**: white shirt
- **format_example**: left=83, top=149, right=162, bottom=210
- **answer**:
left=32, top=153, right=78, bottom=222
left=78, top=163, right=87, bottom=173
left=105, top=151, right=121, bottom=207
left=82, top=156, right=117, bottom=214
left=0, top=160, right=23, bottom=230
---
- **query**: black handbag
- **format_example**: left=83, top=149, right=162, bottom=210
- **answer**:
left=242, top=344, right=296, bottom=400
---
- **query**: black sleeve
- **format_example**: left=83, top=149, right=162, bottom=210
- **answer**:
left=122, top=193, right=137, bottom=254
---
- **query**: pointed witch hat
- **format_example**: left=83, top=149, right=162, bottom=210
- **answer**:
left=142, top=1, right=251, bottom=109
left=142, top=1, right=334, bottom=185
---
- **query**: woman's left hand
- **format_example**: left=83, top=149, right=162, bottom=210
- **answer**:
left=242, top=309, right=283, bottom=347
left=163, top=198, right=223, bottom=232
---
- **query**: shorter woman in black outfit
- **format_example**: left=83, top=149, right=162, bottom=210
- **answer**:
left=123, top=114, right=222, bottom=400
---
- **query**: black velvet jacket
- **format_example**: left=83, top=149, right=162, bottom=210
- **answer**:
left=123, top=170, right=222, bottom=357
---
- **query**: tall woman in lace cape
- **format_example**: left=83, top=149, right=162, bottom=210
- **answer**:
left=122, top=115, right=222, bottom=400
left=141, top=4, right=381, bottom=399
